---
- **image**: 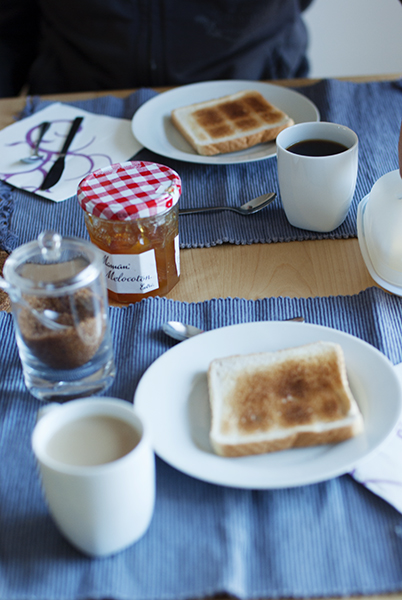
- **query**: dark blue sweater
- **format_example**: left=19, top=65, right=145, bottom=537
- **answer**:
left=0, top=0, right=313, bottom=96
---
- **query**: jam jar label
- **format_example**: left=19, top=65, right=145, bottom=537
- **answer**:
left=102, top=250, right=159, bottom=294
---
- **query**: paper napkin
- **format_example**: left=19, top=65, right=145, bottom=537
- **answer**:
left=0, top=102, right=143, bottom=202
left=350, top=362, right=402, bottom=513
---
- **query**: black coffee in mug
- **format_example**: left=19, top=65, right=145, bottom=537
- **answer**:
left=287, top=139, right=349, bottom=157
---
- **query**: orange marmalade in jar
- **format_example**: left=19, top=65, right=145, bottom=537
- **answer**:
left=77, top=161, right=181, bottom=304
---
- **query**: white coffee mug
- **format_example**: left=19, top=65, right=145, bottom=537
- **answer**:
left=276, top=121, right=358, bottom=232
left=32, top=397, right=155, bottom=558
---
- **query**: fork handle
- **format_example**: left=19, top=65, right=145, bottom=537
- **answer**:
left=33, top=121, right=50, bottom=150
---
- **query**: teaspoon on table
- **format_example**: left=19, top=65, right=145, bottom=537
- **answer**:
left=163, top=316, right=304, bottom=342
left=20, top=121, right=51, bottom=164
left=179, top=192, right=276, bottom=216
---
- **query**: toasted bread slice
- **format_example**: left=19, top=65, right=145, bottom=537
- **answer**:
left=171, top=90, right=294, bottom=156
left=208, top=341, right=364, bottom=457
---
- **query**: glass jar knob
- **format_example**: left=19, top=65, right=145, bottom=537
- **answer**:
left=38, top=231, right=62, bottom=262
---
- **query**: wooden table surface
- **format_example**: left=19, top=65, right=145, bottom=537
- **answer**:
left=1, top=75, right=401, bottom=600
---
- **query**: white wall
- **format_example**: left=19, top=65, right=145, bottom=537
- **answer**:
left=302, top=0, right=402, bottom=78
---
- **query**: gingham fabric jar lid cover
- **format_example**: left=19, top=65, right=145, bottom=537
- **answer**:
left=77, top=161, right=182, bottom=221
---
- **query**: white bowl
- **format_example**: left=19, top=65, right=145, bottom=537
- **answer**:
left=357, top=169, right=402, bottom=293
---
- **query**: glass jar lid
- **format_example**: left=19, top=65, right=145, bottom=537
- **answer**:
left=3, top=231, right=103, bottom=296
left=77, top=160, right=181, bottom=221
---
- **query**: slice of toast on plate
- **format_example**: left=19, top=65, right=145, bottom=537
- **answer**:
left=208, top=341, right=364, bottom=457
left=171, top=90, right=294, bottom=156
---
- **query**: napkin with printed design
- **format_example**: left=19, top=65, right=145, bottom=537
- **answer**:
left=0, top=102, right=142, bottom=202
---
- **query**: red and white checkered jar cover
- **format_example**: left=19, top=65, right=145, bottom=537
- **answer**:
left=77, top=161, right=181, bottom=221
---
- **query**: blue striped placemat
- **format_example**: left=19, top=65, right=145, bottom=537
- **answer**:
left=1, top=287, right=402, bottom=600
left=0, top=78, right=401, bottom=253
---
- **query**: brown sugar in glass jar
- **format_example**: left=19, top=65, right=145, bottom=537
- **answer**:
left=78, top=161, right=181, bottom=304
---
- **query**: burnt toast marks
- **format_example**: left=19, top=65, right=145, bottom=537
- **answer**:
left=221, top=351, right=350, bottom=435
left=193, top=92, right=284, bottom=141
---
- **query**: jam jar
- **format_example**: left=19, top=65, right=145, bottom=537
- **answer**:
left=77, top=161, right=181, bottom=304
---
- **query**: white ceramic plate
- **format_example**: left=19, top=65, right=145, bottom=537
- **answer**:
left=357, top=194, right=402, bottom=296
left=134, top=321, right=402, bottom=489
left=131, top=80, right=320, bottom=165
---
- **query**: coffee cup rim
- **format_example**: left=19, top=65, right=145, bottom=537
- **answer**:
left=32, top=396, right=148, bottom=475
left=276, top=121, right=358, bottom=156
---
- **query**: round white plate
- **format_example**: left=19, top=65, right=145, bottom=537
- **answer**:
left=134, top=321, right=401, bottom=489
left=132, top=80, right=320, bottom=165
left=357, top=194, right=402, bottom=296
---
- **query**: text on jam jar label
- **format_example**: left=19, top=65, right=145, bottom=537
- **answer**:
left=102, top=250, right=159, bottom=294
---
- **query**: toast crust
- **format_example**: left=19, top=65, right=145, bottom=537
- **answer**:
left=210, top=424, right=361, bottom=458
left=171, top=90, right=294, bottom=156
left=208, top=342, right=364, bottom=457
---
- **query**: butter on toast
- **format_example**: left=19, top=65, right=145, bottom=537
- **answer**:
left=208, top=341, right=364, bottom=457
left=171, top=90, right=294, bottom=156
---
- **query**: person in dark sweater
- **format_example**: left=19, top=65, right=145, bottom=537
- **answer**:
left=0, top=0, right=314, bottom=97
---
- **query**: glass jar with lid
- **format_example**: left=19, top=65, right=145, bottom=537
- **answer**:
left=77, top=161, right=181, bottom=304
left=1, top=231, right=115, bottom=401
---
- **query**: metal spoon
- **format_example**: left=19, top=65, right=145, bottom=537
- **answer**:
left=179, top=192, right=276, bottom=216
left=163, top=316, right=304, bottom=342
left=163, top=322, right=204, bottom=341
left=20, top=121, right=51, bottom=164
